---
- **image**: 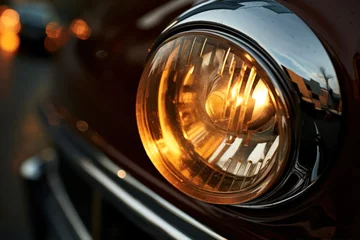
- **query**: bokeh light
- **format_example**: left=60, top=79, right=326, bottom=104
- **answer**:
left=46, top=22, right=62, bottom=39
left=70, top=19, right=91, bottom=40
left=0, top=8, right=21, bottom=34
left=44, top=22, right=69, bottom=53
left=117, top=170, right=127, bottom=179
left=44, top=36, right=60, bottom=52
left=0, top=32, right=20, bottom=52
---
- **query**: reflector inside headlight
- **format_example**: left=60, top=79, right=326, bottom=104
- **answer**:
left=136, top=32, right=291, bottom=204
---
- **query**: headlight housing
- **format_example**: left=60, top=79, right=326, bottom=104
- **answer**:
left=136, top=31, right=292, bottom=204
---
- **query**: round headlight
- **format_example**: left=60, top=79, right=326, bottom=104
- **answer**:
left=136, top=31, right=291, bottom=204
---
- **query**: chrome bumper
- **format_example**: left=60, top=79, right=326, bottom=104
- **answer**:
left=21, top=107, right=225, bottom=240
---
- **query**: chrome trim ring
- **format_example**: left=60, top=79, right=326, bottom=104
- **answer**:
left=151, top=0, right=343, bottom=207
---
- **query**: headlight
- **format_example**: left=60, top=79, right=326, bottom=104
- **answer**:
left=136, top=31, right=291, bottom=204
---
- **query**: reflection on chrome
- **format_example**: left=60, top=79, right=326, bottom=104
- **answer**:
left=286, top=67, right=342, bottom=115
left=153, top=0, right=343, bottom=206
left=173, top=0, right=342, bottom=116
left=117, top=169, right=127, bottom=179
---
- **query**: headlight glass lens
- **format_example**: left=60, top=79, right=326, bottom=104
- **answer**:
left=136, top=32, right=291, bottom=204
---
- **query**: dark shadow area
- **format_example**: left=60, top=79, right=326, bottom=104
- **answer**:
left=0, top=52, right=52, bottom=239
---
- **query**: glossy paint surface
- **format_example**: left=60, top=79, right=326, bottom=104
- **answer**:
left=50, top=0, right=360, bottom=239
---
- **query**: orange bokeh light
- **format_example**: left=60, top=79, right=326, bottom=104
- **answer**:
left=44, top=22, right=69, bottom=52
left=70, top=19, right=91, bottom=40
left=0, top=32, right=20, bottom=52
left=1, top=9, right=19, bottom=26
left=44, top=36, right=60, bottom=52
left=0, top=8, right=20, bottom=34
left=46, top=22, right=62, bottom=39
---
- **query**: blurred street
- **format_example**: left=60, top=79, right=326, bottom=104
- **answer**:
left=0, top=50, right=53, bottom=239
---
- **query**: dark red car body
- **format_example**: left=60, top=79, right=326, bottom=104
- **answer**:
left=29, top=0, right=360, bottom=239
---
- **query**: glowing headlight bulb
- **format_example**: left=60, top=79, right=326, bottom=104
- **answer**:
left=136, top=32, right=291, bottom=204
left=206, top=73, right=275, bottom=139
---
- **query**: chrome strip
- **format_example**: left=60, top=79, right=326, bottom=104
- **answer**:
left=137, top=0, right=196, bottom=30
left=46, top=157, right=93, bottom=240
left=95, top=153, right=226, bottom=240
left=40, top=104, right=226, bottom=239
left=58, top=129, right=226, bottom=239
left=78, top=158, right=191, bottom=240
left=21, top=153, right=93, bottom=240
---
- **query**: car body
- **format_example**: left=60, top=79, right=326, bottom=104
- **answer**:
left=22, top=0, right=360, bottom=239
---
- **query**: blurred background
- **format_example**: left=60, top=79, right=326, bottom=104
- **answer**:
left=0, top=0, right=93, bottom=239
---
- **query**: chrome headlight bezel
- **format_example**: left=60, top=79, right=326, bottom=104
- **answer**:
left=137, top=29, right=299, bottom=204
left=137, top=0, right=343, bottom=207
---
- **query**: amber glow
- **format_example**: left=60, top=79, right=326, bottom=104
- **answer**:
left=252, top=81, right=269, bottom=106
left=70, top=19, right=91, bottom=40
left=155, top=45, right=183, bottom=159
left=136, top=33, right=291, bottom=204
left=0, top=32, right=19, bottom=52
left=244, top=53, right=253, bottom=62
left=0, top=8, right=20, bottom=53
left=44, top=22, right=68, bottom=52
left=205, top=90, right=226, bottom=120
left=46, top=22, right=62, bottom=39
left=44, top=37, right=59, bottom=52
left=158, top=69, right=181, bottom=156
left=236, top=96, right=243, bottom=106
left=0, top=9, right=20, bottom=34
left=205, top=74, right=270, bottom=130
